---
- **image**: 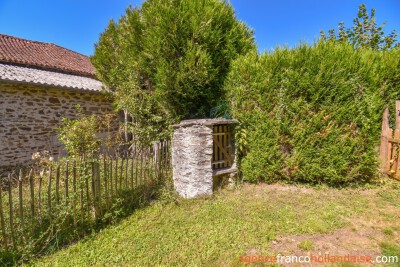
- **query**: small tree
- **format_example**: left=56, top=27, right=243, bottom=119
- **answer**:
left=57, top=105, right=102, bottom=158
left=321, top=4, right=398, bottom=50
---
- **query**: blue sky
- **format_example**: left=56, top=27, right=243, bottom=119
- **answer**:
left=0, top=0, right=399, bottom=56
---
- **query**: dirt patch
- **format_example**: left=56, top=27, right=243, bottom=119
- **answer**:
left=240, top=182, right=400, bottom=266
left=238, top=182, right=380, bottom=196
left=269, top=227, right=384, bottom=263
left=239, top=182, right=317, bottom=196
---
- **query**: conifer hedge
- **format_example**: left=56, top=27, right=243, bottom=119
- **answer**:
left=92, top=0, right=254, bottom=142
left=225, top=41, right=400, bottom=184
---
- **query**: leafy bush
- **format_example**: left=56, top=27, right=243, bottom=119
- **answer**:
left=56, top=105, right=107, bottom=157
left=224, top=41, right=400, bottom=185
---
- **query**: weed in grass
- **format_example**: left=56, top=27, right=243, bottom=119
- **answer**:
left=297, top=239, right=314, bottom=251
left=382, top=227, right=394, bottom=236
left=378, top=189, right=400, bottom=208
left=380, top=242, right=400, bottom=257
left=380, top=242, right=400, bottom=267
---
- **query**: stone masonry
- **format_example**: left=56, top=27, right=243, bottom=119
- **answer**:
left=172, top=119, right=238, bottom=198
left=172, top=120, right=214, bottom=198
left=0, top=82, right=114, bottom=167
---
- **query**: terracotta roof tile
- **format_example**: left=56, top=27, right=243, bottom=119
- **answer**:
left=0, top=34, right=96, bottom=78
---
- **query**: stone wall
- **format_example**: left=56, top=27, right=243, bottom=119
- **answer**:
left=172, top=120, right=213, bottom=198
left=0, top=82, right=115, bottom=167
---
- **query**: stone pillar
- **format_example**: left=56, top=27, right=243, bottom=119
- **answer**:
left=172, top=120, right=213, bottom=198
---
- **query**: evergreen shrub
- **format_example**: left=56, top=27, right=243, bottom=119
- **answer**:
left=225, top=41, right=400, bottom=184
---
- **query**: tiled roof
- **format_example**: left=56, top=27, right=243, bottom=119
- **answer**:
left=0, top=63, right=103, bottom=92
left=0, top=34, right=96, bottom=78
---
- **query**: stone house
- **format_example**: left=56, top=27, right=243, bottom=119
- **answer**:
left=0, top=34, right=115, bottom=168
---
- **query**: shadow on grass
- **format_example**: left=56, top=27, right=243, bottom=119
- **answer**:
left=0, top=181, right=162, bottom=266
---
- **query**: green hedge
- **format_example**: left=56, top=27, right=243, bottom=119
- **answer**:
left=224, top=41, right=400, bottom=185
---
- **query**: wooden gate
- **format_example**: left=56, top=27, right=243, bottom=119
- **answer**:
left=212, top=125, right=233, bottom=170
left=379, top=101, right=400, bottom=180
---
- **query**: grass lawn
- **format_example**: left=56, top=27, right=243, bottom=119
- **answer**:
left=29, top=181, right=400, bottom=266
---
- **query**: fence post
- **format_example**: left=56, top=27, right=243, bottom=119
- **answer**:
left=79, top=159, right=84, bottom=223
left=109, top=160, right=113, bottom=201
left=394, top=101, right=400, bottom=177
left=47, top=166, right=53, bottom=221
left=140, top=146, right=144, bottom=186
left=125, top=151, right=129, bottom=188
left=115, top=157, right=118, bottom=192
left=18, top=169, right=24, bottom=240
left=29, top=169, right=34, bottom=218
left=120, top=157, right=124, bottom=190
left=147, top=146, right=151, bottom=182
left=91, top=162, right=97, bottom=221
left=135, top=144, right=139, bottom=187
left=154, top=141, right=161, bottom=179
left=124, top=109, right=129, bottom=143
left=379, top=108, right=390, bottom=172
left=393, top=129, right=400, bottom=176
left=73, top=160, right=77, bottom=226
left=387, top=128, right=393, bottom=173
left=0, top=176, right=7, bottom=249
left=38, top=169, right=44, bottom=216
left=84, top=160, right=90, bottom=219
left=55, top=165, right=60, bottom=205
left=96, top=161, right=101, bottom=217
left=8, top=174, right=15, bottom=248
left=104, top=156, right=110, bottom=210
left=130, top=147, right=134, bottom=189
left=65, top=161, right=69, bottom=206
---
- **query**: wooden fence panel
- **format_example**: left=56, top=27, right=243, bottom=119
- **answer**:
left=379, top=108, right=389, bottom=171
left=387, top=129, right=393, bottom=174
left=392, top=130, right=400, bottom=174
left=380, top=104, right=400, bottom=180
left=0, top=140, right=171, bottom=251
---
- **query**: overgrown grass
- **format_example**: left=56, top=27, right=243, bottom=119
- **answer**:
left=30, top=181, right=400, bottom=266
